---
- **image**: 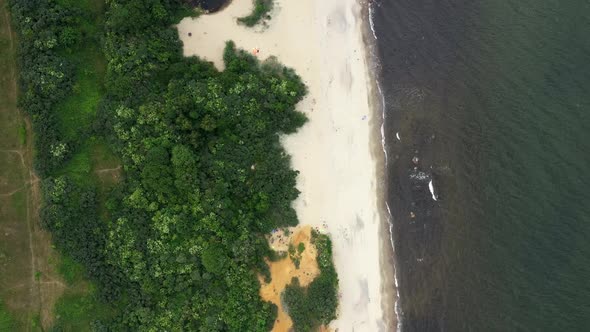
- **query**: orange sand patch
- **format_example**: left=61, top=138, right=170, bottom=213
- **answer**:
left=260, top=226, right=321, bottom=332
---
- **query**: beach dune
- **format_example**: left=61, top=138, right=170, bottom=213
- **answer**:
left=177, top=0, right=394, bottom=330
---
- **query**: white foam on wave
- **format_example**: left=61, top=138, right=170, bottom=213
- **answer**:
left=369, top=3, right=378, bottom=40
left=429, top=180, right=437, bottom=201
left=376, top=80, right=388, bottom=164
left=380, top=123, right=387, bottom=163
left=385, top=202, right=404, bottom=332
left=409, top=171, right=429, bottom=181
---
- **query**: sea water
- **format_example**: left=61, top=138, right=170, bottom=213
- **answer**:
left=371, top=0, right=590, bottom=330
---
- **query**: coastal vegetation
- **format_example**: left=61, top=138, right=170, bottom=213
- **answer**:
left=237, top=0, right=273, bottom=27
left=284, top=231, right=339, bottom=331
left=98, top=36, right=308, bottom=329
left=9, top=0, right=338, bottom=330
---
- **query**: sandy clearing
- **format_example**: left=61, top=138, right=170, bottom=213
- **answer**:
left=260, top=226, right=320, bottom=331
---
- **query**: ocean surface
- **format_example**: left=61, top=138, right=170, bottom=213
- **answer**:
left=370, top=0, right=590, bottom=330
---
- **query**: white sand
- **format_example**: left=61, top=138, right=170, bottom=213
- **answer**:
left=178, top=1, right=393, bottom=330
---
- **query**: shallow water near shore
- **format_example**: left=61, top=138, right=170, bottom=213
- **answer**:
left=188, top=0, right=230, bottom=12
left=371, top=0, right=590, bottom=330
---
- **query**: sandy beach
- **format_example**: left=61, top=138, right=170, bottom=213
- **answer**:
left=177, top=0, right=395, bottom=330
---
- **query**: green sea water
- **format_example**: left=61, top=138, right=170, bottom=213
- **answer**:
left=373, top=0, right=590, bottom=330
left=464, top=1, right=590, bottom=329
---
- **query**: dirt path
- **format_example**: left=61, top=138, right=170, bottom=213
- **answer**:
left=0, top=1, right=65, bottom=329
left=94, top=165, right=122, bottom=174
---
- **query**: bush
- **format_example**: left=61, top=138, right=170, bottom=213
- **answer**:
left=237, top=0, right=273, bottom=27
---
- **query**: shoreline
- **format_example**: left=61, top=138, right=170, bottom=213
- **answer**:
left=177, top=0, right=397, bottom=329
left=360, top=1, right=400, bottom=330
left=361, top=1, right=404, bottom=330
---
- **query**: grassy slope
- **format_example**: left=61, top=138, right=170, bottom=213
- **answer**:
left=56, top=0, right=105, bottom=141
left=55, top=0, right=119, bottom=186
left=48, top=0, right=120, bottom=329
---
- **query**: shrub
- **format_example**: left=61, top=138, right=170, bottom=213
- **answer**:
left=237, top=0, right=273, bottom=27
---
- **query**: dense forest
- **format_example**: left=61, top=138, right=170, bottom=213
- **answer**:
left=9, top=0, right=338, bottom=330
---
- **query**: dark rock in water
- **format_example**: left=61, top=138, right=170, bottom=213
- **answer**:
left=185, top=0, right=231, bottom=13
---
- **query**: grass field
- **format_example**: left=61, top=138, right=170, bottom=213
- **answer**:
left=0, top=0, right=67, bottom=330
left=0, top=300, right=14, bottom=331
